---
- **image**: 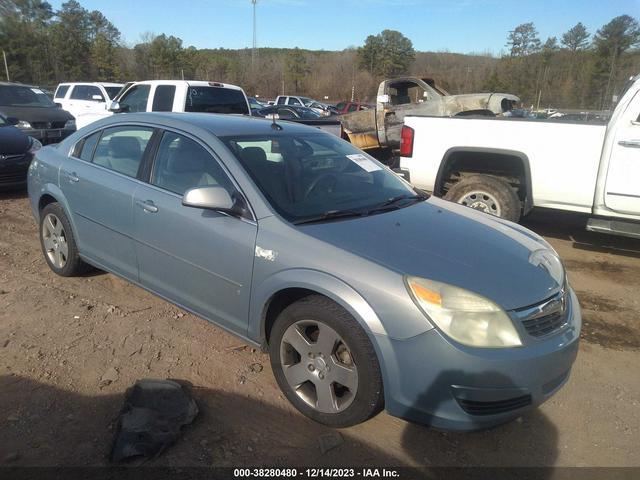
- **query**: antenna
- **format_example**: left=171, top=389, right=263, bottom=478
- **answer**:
left=251, top=0, right=258, bottom=69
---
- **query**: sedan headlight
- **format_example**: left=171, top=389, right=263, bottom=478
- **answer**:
left=28, top=137, right=42, bottom=154
left=16, top=120, right=32, bottom=129
left=406, top=276, right=522, bottom=348
left=64, top=119, right=76, bottom=129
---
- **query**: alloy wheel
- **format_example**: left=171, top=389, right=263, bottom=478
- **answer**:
left=42, top=213, right=68, bottom=269
left=279, top=320, right=358, bottom=414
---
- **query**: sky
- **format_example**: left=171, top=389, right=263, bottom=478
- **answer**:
left=48, top=0, right=640, bottom=55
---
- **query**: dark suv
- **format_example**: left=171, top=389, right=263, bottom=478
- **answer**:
left=0, top=82, right=76, bottom=145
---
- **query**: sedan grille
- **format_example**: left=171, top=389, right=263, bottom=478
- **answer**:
left=31, top=121, right=66, bottom=129
left=514, top=290, right=568, bottom=338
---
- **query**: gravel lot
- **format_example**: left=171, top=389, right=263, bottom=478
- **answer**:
left=0, top=190, right=639, bottom=468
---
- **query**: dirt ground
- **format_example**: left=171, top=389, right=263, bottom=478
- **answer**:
left=0, top=189, right=639, bottom=468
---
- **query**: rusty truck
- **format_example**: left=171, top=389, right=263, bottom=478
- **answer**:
left=339, top=77, right=519, bottom=165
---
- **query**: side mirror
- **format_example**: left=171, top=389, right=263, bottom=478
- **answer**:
left=108, top=101, right=122, bottom=112
left=182, top=186, right=248, bottom=218
left=6, top=117, right=19, bottom=126
left=92, top=94, right=104, bottom=102
left=376, top=94, right=390, bottom=104
left=265, top=113, right=279, bottom=120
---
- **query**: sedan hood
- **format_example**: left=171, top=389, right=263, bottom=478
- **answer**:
left=300, top=198, right=561, bottom=310
left=0, top=126, right=30, bottom=154
left=0, top=105, right=74, bottom=123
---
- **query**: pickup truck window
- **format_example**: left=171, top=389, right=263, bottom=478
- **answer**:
left=277, top=97, right=286, bottom=105
left=288, top=97, right=302, bottom=106
left=119, top=85, right=151, bottom=113
left=54, top=85, right=69, bottom=99
left=104, top=87, right=122, bottom=100
left=152, top=85, right=176, bottom=112
left=71, top=85, right=104, bottom=101
left=388, top=80, right=428, bottom=106
left=184, top=87, right=249, bottom=115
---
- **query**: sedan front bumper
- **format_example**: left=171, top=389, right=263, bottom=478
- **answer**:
left=0, top=153, right=33, bottom=188
left=376, top=289, right=581, bottom=431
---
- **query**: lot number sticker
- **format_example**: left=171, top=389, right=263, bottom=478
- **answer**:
left=347, top=154, right=382, bottom=173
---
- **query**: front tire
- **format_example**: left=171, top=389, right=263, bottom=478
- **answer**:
left=40, top=203, right=90, bottom=276
left=444, top=174, right=521, bottom=222
left=269, top=295, right=384, bottom=427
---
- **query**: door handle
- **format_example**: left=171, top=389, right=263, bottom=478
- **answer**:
left=136, top=200, right=158, bottom=213
left=63, top=170, right=79, bottom=183
left=618, top=140, right=640, bottom=148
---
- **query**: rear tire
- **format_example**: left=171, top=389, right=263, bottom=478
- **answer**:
left=269, top=295, right=384, bottom=427
left=39, top=203, right=90, bottom=276
left=444, top=174, right=521, bottom=222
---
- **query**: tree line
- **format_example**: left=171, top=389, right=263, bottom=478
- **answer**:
left=1, top=0, right=639, bottom=110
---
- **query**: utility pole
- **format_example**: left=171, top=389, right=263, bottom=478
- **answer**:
left=251, top=0, right=258, bottom=69
left=2, top=51, right=9, bottom=82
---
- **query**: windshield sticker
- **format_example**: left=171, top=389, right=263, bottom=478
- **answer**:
left=346, top=154, right=382, bottom=173
left=30, top=88, right=45, bottom=94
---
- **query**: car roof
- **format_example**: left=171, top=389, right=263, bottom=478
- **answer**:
left=93, top=112, right=325, bottom=137
left=57, top=82, right=124, bottom=87
left=129, top=80, right=244, bottom=91
left=0, top=82, right=39, bottom=88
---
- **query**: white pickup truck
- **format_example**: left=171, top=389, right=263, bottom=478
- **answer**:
left=79, top=80, right=251, bottom=127
left=398, top=74, right=640, bottom=238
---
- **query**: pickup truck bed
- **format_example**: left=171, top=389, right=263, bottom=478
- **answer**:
left=401, top=116, right=607, bottom=215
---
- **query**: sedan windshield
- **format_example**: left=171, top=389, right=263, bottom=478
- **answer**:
left=0, top=86, right=56, bottom=107
left=221, top=133, right=422, bottom=223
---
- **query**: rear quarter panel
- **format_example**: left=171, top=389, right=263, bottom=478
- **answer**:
left=401, top=116, right=607, bottom=213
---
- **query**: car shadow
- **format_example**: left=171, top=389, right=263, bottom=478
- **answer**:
left=399, top=370, right=558, bottom=476
left=522, top=208, right=640, bottom=259
left=0, top=374, right=558, bottom=477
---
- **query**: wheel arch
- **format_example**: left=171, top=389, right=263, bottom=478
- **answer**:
left=434, top=147, right=534, bottom=215
left=250, top=269, right=388, bottom=349
left=35, top=185, right=81, bottom=245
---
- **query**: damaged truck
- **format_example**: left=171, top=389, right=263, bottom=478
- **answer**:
left=340, top=77, right=519, bottom=165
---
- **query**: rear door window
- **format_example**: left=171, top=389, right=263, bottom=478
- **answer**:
left=92, top=126, right=154, bottom=177
left=184, top=87, right=249, bottom=115
left=152, top=85, right=176, bottom=112
left=79, top=131, right=101, bottom=161
left=70, top=85, right=88, bottom=100
left=85, top=86, right=104, bottom=102
left=277, top=97, right=286, bottom=105
left=118, top=85, right=151, bottom=113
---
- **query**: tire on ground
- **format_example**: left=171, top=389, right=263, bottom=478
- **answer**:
left=444, top=174, right=521, bottom=222
left=269, top=294, right=384, bottom=428
left=39, top=202, right=91, bottom=277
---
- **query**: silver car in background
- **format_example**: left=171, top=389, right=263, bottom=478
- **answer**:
left=28, top=113, right=580, bottom=430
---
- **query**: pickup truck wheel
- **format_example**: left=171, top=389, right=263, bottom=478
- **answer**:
left=269, top=295, right=384, bottom=427
left=444, top=175, right=521, bottom=222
